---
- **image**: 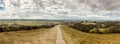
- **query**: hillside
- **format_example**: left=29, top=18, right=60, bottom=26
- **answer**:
left=61, top=25, right=120, bottom=44
left=0, top=26, right=57, bottom=44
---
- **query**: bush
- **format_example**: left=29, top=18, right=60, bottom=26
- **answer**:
left=89, top=28, right=99, bottom=33
left=108, top=26, right=120, bottom=33
left=90, top=28, right=120, bottom=34
left=89, top=28, right=109, bottom=34
left=69, top=23, right=97, bottom=32
left=68, top=22, right=120, bottom=34
left=98, top=28, right=109, bottom=34
left=0, top=24, right=56, bottom=32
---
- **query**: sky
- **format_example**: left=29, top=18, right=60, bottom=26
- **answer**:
left=0, top=0, right=120, bottom=21
left=0, top=0, right=4, bottom=10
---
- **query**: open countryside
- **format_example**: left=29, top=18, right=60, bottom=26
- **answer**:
left=0, top=21, right=120, bottom=44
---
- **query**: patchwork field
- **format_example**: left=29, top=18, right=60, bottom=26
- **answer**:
left=61, top=25, right=120, bottom=44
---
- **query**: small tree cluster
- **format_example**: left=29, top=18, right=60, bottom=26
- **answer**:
left=68, top=22, right=120, bottom=34
left=0, top=24, right=56, bottom=32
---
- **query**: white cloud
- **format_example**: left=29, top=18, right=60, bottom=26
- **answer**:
left=0, top=0, right=120, bottom=21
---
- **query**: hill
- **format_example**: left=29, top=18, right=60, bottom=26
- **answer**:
left=61, top=25, right=120, bottom=44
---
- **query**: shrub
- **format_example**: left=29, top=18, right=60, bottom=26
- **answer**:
left=108, top=26, right=120, bottom=33
left=98, top=28, right=109, bottom=34
left=90, top=28, right=120, bottom=34
left=68, top=22, right=120, bottom=34
left=89, top=28, right=99, bottom=33
left=0, top=24, right=56, bottom=32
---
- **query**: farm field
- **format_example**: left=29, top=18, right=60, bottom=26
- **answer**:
left=61, top=25, right=120, bottom=44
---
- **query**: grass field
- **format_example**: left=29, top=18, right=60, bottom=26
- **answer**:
left=61, top=25, right=120, bottom=44
left=0, top=26, right=57, bottom=44
left=1, top=21, right=120, bottom=44
left=0, top=21, right=59, bottom=26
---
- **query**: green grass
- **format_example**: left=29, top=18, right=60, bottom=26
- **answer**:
left=61, top=25, right=120, bottom=44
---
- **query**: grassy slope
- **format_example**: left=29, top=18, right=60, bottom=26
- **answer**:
left=0, top=27, right=57, bottom=44
left=0, top=21, right=59, bottom=26
left=61, top=25, right=120, bottom=44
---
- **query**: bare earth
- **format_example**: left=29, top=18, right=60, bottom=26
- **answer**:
left=56, top=25, right=66, bottom=44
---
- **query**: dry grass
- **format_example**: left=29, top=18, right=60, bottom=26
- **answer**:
left=0, top=21, right=59, bottom=26
left=81, top=22, right=96, bottom=25
left=61, top=25, right=120, bottom=44
left=0, top=27, right=57, bottom=44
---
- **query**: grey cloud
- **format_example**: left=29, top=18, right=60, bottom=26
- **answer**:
left=0, top=0, right=120, bottom=20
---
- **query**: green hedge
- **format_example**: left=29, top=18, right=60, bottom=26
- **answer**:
left=0, top=24, right=56, bottom=32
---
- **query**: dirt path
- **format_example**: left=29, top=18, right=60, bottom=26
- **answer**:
left=56, top=25, right=66, bottom=44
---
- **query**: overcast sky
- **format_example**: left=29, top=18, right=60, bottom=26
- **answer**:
left=0, top=0, right=4, bottom=10
left=0, top=0, right=120, bottom=21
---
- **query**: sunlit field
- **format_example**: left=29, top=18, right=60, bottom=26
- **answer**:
left=0, top=20, right=120, bottom=44
left=0, top=0, right=119, bottom=44
left=0, top=20, right=58, bottom=44
left=0, top=26, right=57, bottom=44
left=0, top=21, right=59, bottom=26
left=0, top=20, right=60, bottom=32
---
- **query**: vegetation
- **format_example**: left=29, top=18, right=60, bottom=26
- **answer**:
left=0, top=26, right=57, bottom=44
left=0, top=21, right=58, bottom=44
left=0, top=21, right=58, bottom=32
left=1, top=20, right=120, bottom=44
left=67, top=22, right=120, bottom=34
left=61, top=25, right=120, bottom=44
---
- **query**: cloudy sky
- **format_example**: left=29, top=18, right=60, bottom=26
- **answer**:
left=0, top=0, right=120, bottom=20
left=0, top=0, right=4, bottom=10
